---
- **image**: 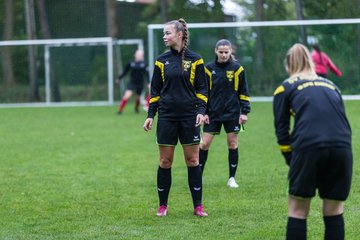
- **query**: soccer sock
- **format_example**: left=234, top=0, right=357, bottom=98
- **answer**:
left=199, top=149, right=208, bottom=174
left=228, top=148, right=238, bottom=178
left=135, top=96, right=140, bottom=111
left=286, top=217, right=307, bottom=240
left=119, top=98, right=128, bottom=112
left=157, top=166, right=171, bottom=206
left=188, top=165, right=202, bottom=208
left=324, top=214, right=344, bottom=240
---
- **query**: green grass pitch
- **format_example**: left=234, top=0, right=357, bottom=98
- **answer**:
left=0, top=101, right=359, bottom=239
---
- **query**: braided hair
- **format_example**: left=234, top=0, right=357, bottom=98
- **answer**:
left=165, top=18, right=190, bottom=69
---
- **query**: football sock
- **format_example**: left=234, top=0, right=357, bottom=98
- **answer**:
left=324, top=214, right=344, bottom=240
left=135, top=96, right=140, bottom=111
left=228, top=148, right=238, bottom=178
left=157, top=166, right=171, bottom=206
left=188, top=165, right=202, bottom=208
left=286, top=217, right=307, bottom=240
left=119, top=98, right=128, bottom=112
left=199, top=149, right=208, bottom=174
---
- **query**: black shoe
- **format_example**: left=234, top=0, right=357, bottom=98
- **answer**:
left=135, top=108, right=139, bottom=113
left=117, top=111, right=122, bottom=115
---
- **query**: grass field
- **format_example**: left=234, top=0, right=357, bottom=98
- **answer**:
left=0, top=101, right=359, bottom=240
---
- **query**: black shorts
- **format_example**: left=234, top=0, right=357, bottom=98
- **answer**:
left=288, top=147, right=353, bottom=201
left=156, top=119, right=201, bottom=146
left=203, top=119, right=240, bottom=135
left=127, top=82, right=143, bottom=95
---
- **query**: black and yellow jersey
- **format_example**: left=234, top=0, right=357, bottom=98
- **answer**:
left=147, top=48, right=208, bottom=120
left=205, top=60, right=250, bottom=122
left=273, top=76, right=351, bottom=154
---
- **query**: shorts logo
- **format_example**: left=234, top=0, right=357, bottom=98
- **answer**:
left=193, top=135, right=200, bottom=141
left=193, top=187, right=201, bottom=191
left=227, top=71, right=234, bottom=81
left=183, top=60, right=191, bottom=71
left=234, top=126, right=240, bottom=131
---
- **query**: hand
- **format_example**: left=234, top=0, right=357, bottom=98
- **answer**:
left=204, top=114, right=210, bottom=125
left=239, top=114, right=247, bottom=124
left=143, top=118, right=153, bottom=131
left=195, top=114, right=205, bottom=127
left=282, top=152, right=292, bottom=166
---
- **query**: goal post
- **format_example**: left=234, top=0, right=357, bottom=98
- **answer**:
left=0, top=37, right=144, bottom=107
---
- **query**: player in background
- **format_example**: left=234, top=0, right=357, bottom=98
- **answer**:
left=311, top=43, right=342, bottom=78
left=143, top=18, right=208, bottom=217
left=199, top=39, right=250, bottom=188
left=116, top=49, right=149, bottom=114
left=273, top=43, right=352, bottom=239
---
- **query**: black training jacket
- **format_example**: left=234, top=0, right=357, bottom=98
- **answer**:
left=147, top=48, right=208, bottom=120
left=118, top=61, right=149, bottom=86
left=205, top=60, right=250, bottom=122
left=273, top=76, right=352, bottom=154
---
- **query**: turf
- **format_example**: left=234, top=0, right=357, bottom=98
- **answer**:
left=0, top=101, right=359, bottom=239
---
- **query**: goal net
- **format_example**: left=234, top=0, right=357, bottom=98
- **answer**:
left=148, top=19, right=360, bottom=100
left=0, top=37, right=144, bottom=107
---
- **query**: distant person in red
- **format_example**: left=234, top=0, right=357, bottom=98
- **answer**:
left=311, top=44, right=342, bottom=78
left=117, top=49, right=149, bottom=114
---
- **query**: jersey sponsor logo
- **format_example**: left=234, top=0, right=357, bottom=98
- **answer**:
left=183, top=60, right=191, bottom=71
left=226, top=71, right=234, bottom=81
left=193, top=187, right=201, bottom=191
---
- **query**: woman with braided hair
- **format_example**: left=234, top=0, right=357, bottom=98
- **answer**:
left=143, top=18, right=209, bottom=217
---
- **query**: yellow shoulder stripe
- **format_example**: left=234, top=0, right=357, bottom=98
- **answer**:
left=155, top=61, right=165, bottom=82
left=196, top=93, right=208, bottom=103
left=273, top=85, right=285, bottom=96
left=149, top=96, right=160, bottom=103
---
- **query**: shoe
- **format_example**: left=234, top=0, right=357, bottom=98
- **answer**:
left=194, top=205, right=208, bottom=217
left=227, top=177, right=239, bottom=188
left=156, top=205, right=168, bottom=217
left=117, top=111, right=122, bottom=115
left=135, top=108, right=139, bottom=113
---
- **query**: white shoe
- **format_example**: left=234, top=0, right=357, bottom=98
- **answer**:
left=227, top=177, right=239, bottom=188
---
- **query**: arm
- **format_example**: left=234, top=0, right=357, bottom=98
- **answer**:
left=193, top=58, right=208, bottom=116
left=147, top=61, right=164, bottom=119
left=237, top=67, right=251, bottom=120
left=118, top=62, right=131, bottom=79
left=273, top=84, right=292, bottom=165
left=324, top=54, right=342, bottom=77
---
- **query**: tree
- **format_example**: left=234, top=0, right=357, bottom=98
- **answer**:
left=2, top=0, right=16, bottom=86
left=24, top=0, right=40, bottom=101
left=37, top=0, right=61, bottom=101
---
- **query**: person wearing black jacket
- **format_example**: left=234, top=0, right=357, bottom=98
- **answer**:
left=199, top=39, right=250, bottom=188
left=143, top=18, right=208, bottom=217
left=273, top=43, right=352, bottom=240
left=117, top=49, right=149, bottom=114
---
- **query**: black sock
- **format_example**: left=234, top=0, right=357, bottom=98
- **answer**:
left=286, top=217, right=307, bottom=240
left=157, top=166, right=171, bottom=206
left=324, top=214, right=344, bottom=240
left=188, top=165, right=202, bottom=208
left=228, top=148, right=238, bottom=178
left=199, top=149, right=208, bottom=174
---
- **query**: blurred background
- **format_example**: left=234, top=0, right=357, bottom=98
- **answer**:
left=0, top=0, right=359, bottom=105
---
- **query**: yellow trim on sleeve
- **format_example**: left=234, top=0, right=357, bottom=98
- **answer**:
left=239, top=95, right=250, bottom=101
left=279, top=145, right=292, bottom=152
left=196, top=93, right=208, bottom=103
left=204, top=67, right=212, bottom=90
left=234, top=66, right=244, bottom=92
left=190, top=59, right=204, bottom=86
left=149, top=96, right=160, bottom=103
left=155, top=61, right=165, bottom=82
left=273, top=85, right=285, bottom=96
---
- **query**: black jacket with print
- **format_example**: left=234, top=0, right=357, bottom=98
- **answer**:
left=147, top=48, right=208, bottom=121
left=205, top=59, right=250, bottom=122
left=273, top=76, right=352, bottom=154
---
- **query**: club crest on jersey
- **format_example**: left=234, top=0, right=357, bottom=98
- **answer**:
left=226, top=71, right=234, bottom=81
left=183, top=60, right=191, bottom=71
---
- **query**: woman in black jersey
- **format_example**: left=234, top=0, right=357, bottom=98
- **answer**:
left=143, top=18, right=208, bottom=217
left=199, top=39, right=250, bottom=188
left=273, top=43, right=352, bottom=239
left=117, top=49, right=149, bottom=114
